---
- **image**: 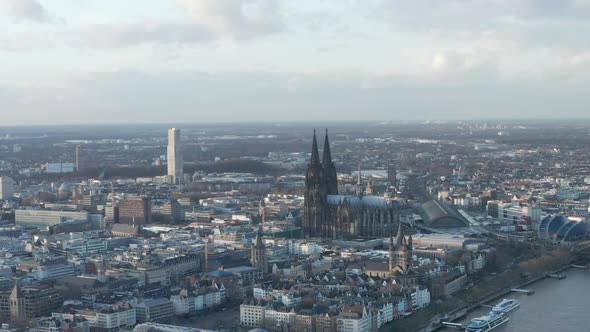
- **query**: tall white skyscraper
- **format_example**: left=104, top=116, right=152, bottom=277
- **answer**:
left=0, top=176, right=14, bottom=200
left=167, top=128, right=183, bottom=184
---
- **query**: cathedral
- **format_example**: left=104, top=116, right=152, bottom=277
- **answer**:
left=303, top=129, right=399, bottom=239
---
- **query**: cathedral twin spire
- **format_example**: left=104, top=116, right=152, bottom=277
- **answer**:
left=310, top=129, right=333, bottom=165
left=310, top=129, right=321, bottom=167
left=307, top=129, right=338, bottom=195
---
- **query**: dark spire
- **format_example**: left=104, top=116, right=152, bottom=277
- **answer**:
left=255, top=224, right=264, bottom=248
left=310, top=129, right=320, bottom=166
left=395, top=221, right=403, bottom=249
left=356, top=163, right=363, bottom=197
left=10, top=281, right=21, bottom=300
left=322, top=128, right=333, bottom=165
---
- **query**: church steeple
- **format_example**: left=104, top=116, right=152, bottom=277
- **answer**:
left=388, top=236, right=395, bottom=273
left=356, top=163, right=363, bottom=197
left=322, top=129, right=338, bottom=195
left=306, top=129, right=323, bottom=189
left=310, top=129, right=320, bottom=167
left=322, top=129, right=332, bottom=165
left=395, top=220, right=403, bottom=250
left=10, top=281, right=24, bottom=321
left=251, top=224, right=267, bottom=274
left=259, top=197, right=266, bottom=232
left=255, top=223, right=264, bottom=248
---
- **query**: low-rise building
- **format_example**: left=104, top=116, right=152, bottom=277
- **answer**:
left=337, top=306, right=372, bottom=332
left=240, top=302, right=265, bottom=328
left=134, top=298, right=174, bottom=323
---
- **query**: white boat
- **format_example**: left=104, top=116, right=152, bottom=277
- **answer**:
left=491, top=298, right=520, bottom=314
left=465, top=312, right=509, bottom=332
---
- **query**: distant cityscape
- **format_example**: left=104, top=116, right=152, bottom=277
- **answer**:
left=0, top=121, right=588, bottom=332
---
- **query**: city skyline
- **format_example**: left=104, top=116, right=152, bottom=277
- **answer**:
left=3, top=1, right=590, bottom=125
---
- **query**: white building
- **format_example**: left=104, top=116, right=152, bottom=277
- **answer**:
left=32, top=262, right=76, bottom=280
left=170, top=285, right=224, bottom=315
left=378, top=303, right=394, bottom=326
left=265, top=308, right=296, bottom=330
left=252, top=287, right=269, bottom=299
left=285, top=240, right=324, bottom=256
left=337, top=306, right=371, bottom=332
left=498, top=203, right=542, bottom=223
left=78, top=306, right=136, bottom=330
left=50, top=237, right=107, bottom=255
left=411, top=287, right=431, bottom=310
left=15, top=209, right=96, bottom=228
left=240, top=303, right=265, bottom=327
left=0, top=177, right=14, bottom=200
left=395, top=298, right=407, bottom=314
left=279, top=294, right=301, bottom=307
left=45, top=162, right=75, bottom=173
left=167, top=128, right=184, bottom=185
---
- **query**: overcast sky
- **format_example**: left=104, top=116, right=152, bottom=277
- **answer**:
left=2, top=0, right=590, bottom=125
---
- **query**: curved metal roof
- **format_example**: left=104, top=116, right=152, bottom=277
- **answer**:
left=417, top=200, right=469, bottom=228
left=538, top=216, right=589, bottom=242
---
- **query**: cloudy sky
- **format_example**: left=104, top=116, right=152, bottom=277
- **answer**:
left=2, top=0, right=590, bottom=125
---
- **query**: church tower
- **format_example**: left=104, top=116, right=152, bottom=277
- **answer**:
left=322, top=129, right=338, bottom=195
left=388, top=236, right=395, bottom=272
left=390, top=221, right=413, bottom=276
left=10, top=282, right=24, bottom=321
left=304, top=130, right=327, bottom=238
left=250, top=224, right=268, bottom=274
left=259, top=197, right=266, bottom=232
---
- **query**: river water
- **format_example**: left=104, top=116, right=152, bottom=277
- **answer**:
left=443, top=267, right=590, bottom=332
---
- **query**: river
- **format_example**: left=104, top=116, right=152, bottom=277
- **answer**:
left=443, top=267, right=590, bottom=332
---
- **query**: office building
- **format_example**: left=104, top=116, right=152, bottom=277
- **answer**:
left=119, top=197, right=152, bottom=224
left=167, top=128, right=184, bottom=185
left=0, top=176, right=14, bottom=200
left=77, top=305, right=136, bottom=330
left=15, top=209, right=92, bottom=228
left=134, top=298, right=174, bottom=323
left=497, top=202, right=542, bottom=224
left=0, top=283, right=63, bottom=323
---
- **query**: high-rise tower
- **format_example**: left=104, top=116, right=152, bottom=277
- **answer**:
left=167, top=128, right=184, bottom=184
left=387, top=163, right=397, bottom=188
left=75, top=145, right=81, bottom=172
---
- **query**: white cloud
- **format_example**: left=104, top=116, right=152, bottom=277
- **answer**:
left=176, top=0, right=284, bottom=38
left=0, top=0, right=57, bottom=23
left=77, top=22, right=211, bottom=49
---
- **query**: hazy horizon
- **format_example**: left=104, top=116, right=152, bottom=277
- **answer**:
left=3, top=1, right=590, bottom=125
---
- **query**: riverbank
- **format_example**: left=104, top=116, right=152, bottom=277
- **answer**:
left=411, top=261, right=588, bottom=332
left=382, top=243, right=584, bottom=332
left=449, top=266, right=590, bottom=332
